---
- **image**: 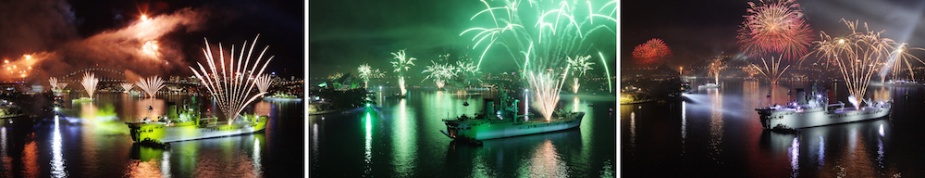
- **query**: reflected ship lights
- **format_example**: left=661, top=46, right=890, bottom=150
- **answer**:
left=52, top=115, right=67, bottom=177
left=364, top=110, right=373, bottom=175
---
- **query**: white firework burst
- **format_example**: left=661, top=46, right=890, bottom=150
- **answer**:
left=190, top=35, right=273, bottom=124
left=135, top=76, right=165, bottom=98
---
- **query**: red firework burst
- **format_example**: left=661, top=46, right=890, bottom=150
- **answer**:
left=737, top=0, right=813, bottom=61
left=632, top=38, right=672, bottom=65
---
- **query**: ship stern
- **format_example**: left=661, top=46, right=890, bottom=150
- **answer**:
left=126, top=122, right=167, bottom=143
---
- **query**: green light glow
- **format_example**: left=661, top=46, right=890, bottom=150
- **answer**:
left=364, top=109, right=373, bottom=170
left=390, top=50, right=416, bottom=95
left=461, top=0, right=616, bottom=73
left=391, top=98, right=416, bottom=175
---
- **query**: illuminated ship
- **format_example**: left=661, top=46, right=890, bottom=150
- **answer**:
left=699, top=83, right=719, bottom=89
left=125, top=98, right=267, bottom=144
left=0, top=99, right=25, bottom=119
left=755, top=87, right=891, bottom=130
left=871, top=79, right=922, bottom=87
left=264, top=92, right=302, bottom=101
left=441, top=90, right=584, bottom=142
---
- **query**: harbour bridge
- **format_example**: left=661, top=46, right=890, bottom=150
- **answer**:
left=52, top=68, right=200, bottom=86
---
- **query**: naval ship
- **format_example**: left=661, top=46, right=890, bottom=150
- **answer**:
left=125, top=98, right=268, bottom=145
left=441, top=90, right=584, bottom=143
left=755, top=87, right=891, bottom=130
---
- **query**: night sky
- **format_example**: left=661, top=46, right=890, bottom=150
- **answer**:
left=623, top=0, right=925, bottom=69
left=309, top=0, right=617, bottom=78
left=0, top=0, right=303, bottom=79
left=309, top=0, right=481, bottom=77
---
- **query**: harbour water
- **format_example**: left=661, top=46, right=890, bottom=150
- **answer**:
left=309, top=89, right=617, bottom=177
left=0, top=93, right=304, bottom=177
left=622, top=79, right=924, bottom=177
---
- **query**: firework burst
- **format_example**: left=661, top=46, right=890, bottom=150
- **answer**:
left=422, top=61, right=457, bottom=89
left=49, top=77, right=59, bottom=90
left=254, top=74, right=273, bottom=94
left=567, top=55, right=593, bottom=93
left=462, top=0, right=614, bottom=118
left=632, top=38, right=672, bottom=65
left=190, top=35, right=273, bottom=124
left=454, top=60, right=481, bottom=87
left=751, top=55, right=790, bottom=83
left=121, top=83, right=134, bottom=93
left=461, top=0, right=616, bottom=75
left=806, top=19, right=910, bottom=108
left=708, top=56, right=727, bottom=85
left=737, top=0, right=813, bottom=61
left=879, top=43, right=925, bottom=81
left=529, top=66, right=571, bottom=120
left=358, top=64, right=373, bottom=88
left=81, top=72, right=99, bottom=98
left=135, top=76, right=165, bottom=98
left=390, top=50, right=416, bottom=95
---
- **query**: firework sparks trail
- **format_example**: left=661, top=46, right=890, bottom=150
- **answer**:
left=358, top=64, right=372, bottom=88
left=598, top=52, right=612, bottom=93
left=751, top=55, right=790, bottom=84
left=460, top=0, right=616, bottom=76
left=878, top=43, right=925, bottom=82
left=806, top=19, right=914, bottom=109
left=135, top=76, right=165, bottom=98
left=462, top=0, right=614, bottom=116
left=121, top=83, right=134, bottom=93
left=80, top=72, right=99, bottom=98
left=390, top=50, right=415, bottom=95
left=422, top=61, right=457, bottom=89
left=632, top=38, right=672, bottom=65
left=737, top=0, right=813, bottom=61
left=254, top=74, right=273, bottom=94
left=708, top=56, right=727, bottom=85
left=529, top=65, right=571, bottom=120
left=567, top=55, right=593, bottom=93
left=190, top=35, right=273, bottom=124
left=454, top=60, right=481, bottom=86
left=49, top=77, right=58, bottom=90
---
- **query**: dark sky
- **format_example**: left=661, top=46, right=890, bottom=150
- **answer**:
left=0, top=0, right=303, bottom=79
left=623, top=0, right=925, bottom=69
left=309, top=0, right=617, bottom=78
left=309, top=0, right=481, bottom=77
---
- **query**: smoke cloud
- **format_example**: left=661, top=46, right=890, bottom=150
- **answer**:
left=0, top=0, right=210, bottom=85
